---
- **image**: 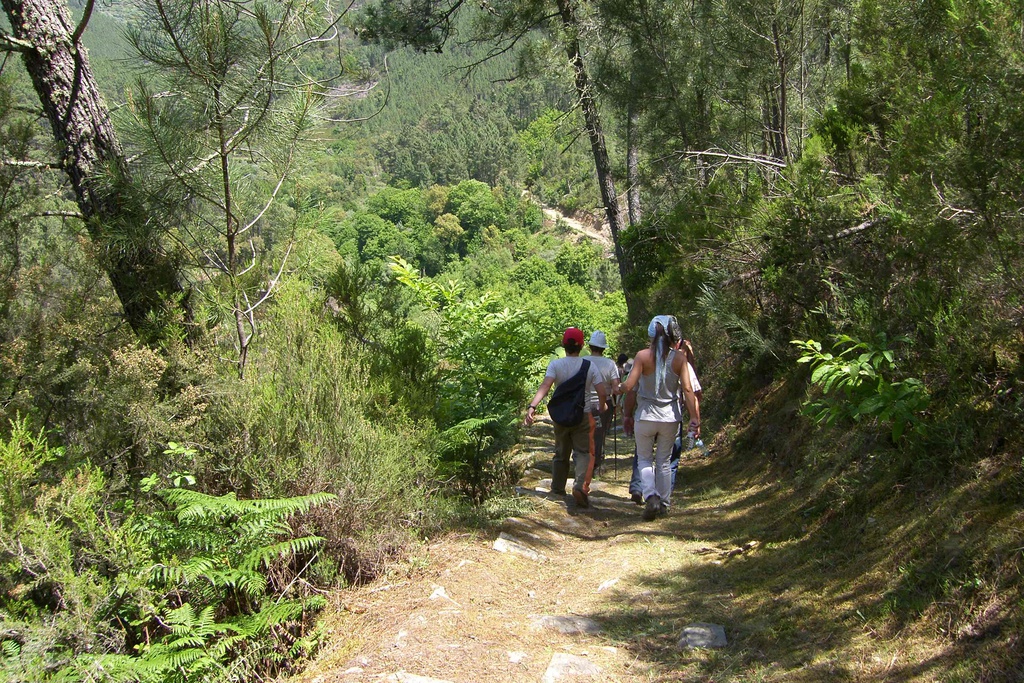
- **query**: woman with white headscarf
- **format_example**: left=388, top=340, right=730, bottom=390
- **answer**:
left=619, top=315, right=698, bottom=520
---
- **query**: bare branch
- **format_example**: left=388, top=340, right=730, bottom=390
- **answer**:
left=829, top=216, right=889, bottom=241
left=239, top=161, right=289, bottom=235
left=720, top=216, right=891, bottom=287
left=71, top=0, right=95, bottom=46
left=0, top=30, right=36, bottom=53
left=33, top=210, right=84, bottom=220
left=243, top=239, right=293, bottom=316
left=0, top=159, right=61, bottom=169
left=238, top=237, right=258, bottom=276
left=452, top=11, right=560, bottom=77
left=721, top=269, right=761, bottom=287
left=676, top=148, right=788, bottom=170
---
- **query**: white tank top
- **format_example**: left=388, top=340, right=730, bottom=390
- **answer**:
left=636, top=349, right=682, bottom=422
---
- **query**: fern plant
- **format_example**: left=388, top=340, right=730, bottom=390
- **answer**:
left=0, top=420, right=337, bottom=683
left=437, top=415, right=515, bottom=503
left=112, top=488, right=335, bottom=682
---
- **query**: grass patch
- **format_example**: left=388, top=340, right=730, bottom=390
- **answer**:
left=639, top=375, right=1024, bottom=682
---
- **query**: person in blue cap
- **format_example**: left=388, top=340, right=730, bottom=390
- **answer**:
left=626, top=321, right=703, bottom=502
left=583, top=330, right=620, bottom=480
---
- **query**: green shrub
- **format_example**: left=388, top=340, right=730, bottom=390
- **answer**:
left=0, top=419, right=334, bottom=683
left=205, top=278, right=438, bottom=580
left=390, top=257, right=547, bottom=500
left=793, top=334, right=930, bottom=441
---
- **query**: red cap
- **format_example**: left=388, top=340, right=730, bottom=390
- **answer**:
left=562, top=327, right=584, bottom=346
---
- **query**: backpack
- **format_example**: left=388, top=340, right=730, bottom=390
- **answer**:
left=547, top=359, right=590, bottom=428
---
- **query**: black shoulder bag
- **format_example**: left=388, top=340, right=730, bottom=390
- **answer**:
left=547, top=360, right=590, bottom=427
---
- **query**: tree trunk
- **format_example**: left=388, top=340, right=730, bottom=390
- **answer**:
left=626, top=98, right=642, bottom=227
left=771, top=19, right=790, bottom=161
left=1, top=0, right=186, bottom=339
left=555, top=0, right=641, bottom=323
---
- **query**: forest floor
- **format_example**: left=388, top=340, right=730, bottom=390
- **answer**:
left=293, top=416, right=953, bottom=683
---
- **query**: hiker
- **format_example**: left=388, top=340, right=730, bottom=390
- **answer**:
left=626, top=327, right=702, bottom=503
left=616, top=353, right=630, bottom=379
left=666, top=322, right=703, bottom=484
left=619, top=353, right=633, bottom=379
left=679, top=337, right=704, bottom=418
left=524, top=327, right=608, bottom=509
left=585, top=330, right=620, bottom=480
left=619, top=315, right=698, bottom=520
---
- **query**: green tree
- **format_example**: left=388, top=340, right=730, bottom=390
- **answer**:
left=554, top=241, right=599, bottom=290
left=121, top=0, right=344, bottom=375
left=358, top=0, right=641, bottom=322
left=446, top=179, right=504, bottom=238
left=434, top=212, right=465, bottom=252
left=390, top=256, right=548, bottom=500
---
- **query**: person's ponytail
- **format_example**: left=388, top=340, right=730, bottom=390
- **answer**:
left=651, top=322, right=669, bottom=394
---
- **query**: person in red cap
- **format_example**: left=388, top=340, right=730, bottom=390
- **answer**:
left=524, top=327, right=608, bottom=508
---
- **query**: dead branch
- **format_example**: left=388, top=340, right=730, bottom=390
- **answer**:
left=0, top=159, right=61, bottom=169
left=677, top=148, right=788, bottom=170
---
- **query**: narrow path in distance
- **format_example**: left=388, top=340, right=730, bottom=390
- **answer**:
left=541, top=206, right=614, bottom=253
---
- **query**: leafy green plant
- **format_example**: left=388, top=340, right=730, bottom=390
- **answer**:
left=104, top=488, right=334, bottom=683
left=390, top=256, right=546, bottom=500
left=792, top=334, right=930, bottom=441
left=0, top=420, right=336, bottom=682
left=437, top=415, right=520, bottom=503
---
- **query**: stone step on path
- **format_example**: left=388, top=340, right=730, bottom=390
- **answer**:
left=362, top=617, right=726, bottom=681
left=679, top=622, right=729, bottom=649
left=387, top=674, right=454, bottom=683
left=530, top=615, right=603, bottom=635
left=492, top=532, right=547, bottom=562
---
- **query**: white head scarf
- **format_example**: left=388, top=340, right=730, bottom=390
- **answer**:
left=648, top=314, right=673, bottom=338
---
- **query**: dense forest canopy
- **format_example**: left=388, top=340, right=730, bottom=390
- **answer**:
left=0, top=0, right=1022, bottom=679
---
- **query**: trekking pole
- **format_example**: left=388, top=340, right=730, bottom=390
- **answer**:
left=612, top=401, right=618, bottom=479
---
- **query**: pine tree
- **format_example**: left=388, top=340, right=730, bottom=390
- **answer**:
left=121, top=0, right=348, bottom=375
left=0, top=0, right=188, bottom=340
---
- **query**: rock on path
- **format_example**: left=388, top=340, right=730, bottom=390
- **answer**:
left=541, top=653, right=602, bottom=682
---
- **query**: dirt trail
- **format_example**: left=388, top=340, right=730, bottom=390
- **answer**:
left=294, top=420, right=741, bottom=683
left=294, top=421, right=952, bottom=682
left=541, top=207, right=614, bottom=252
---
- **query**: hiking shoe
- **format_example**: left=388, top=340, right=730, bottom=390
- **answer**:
left=630, top=492, right=643, bottom=505
left=642, top=494, right=661, bottom=521
left=572, top=488, right=589, bottom=508
left=551, top=487, right=566, bottom=496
